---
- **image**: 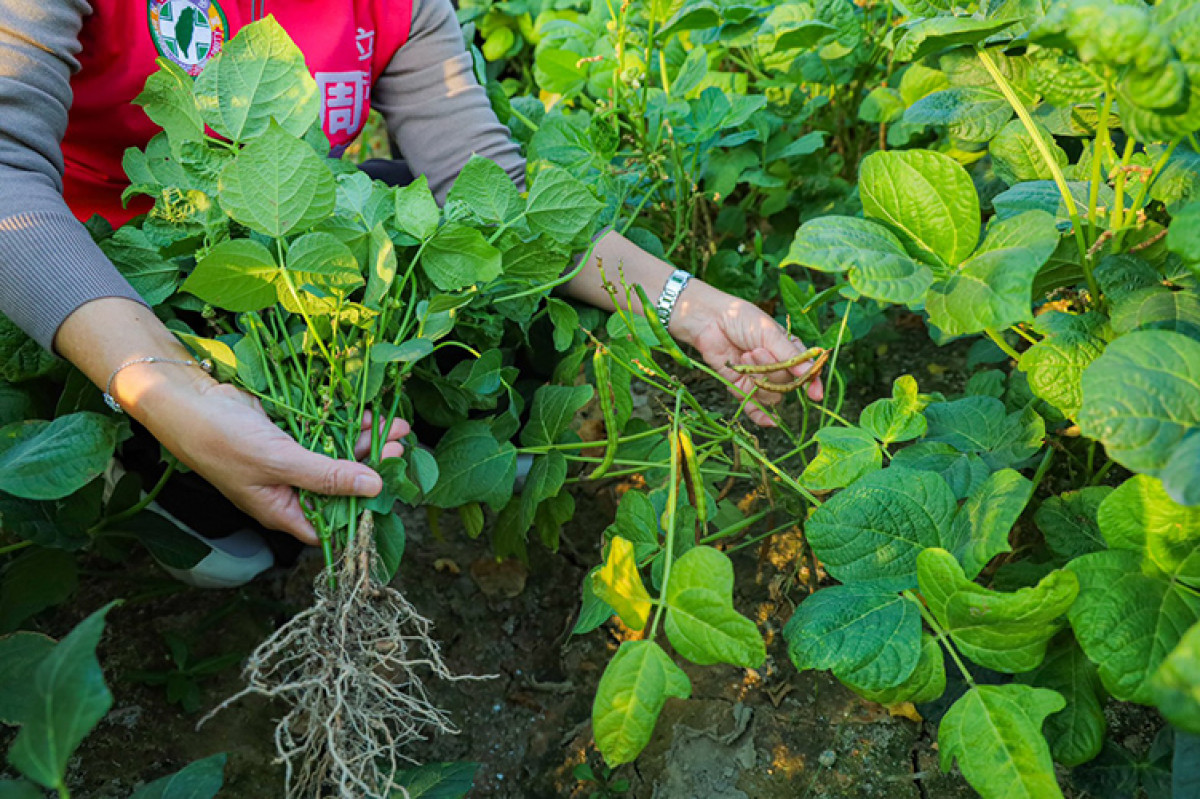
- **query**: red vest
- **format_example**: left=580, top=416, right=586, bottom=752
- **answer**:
left=63, top=1, right=412, bottom=226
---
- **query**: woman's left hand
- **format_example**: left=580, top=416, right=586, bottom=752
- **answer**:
left=670, top=280, right=824, bottom=427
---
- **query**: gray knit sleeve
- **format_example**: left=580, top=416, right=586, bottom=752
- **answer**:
left=0, top=0, right=145, bottom=352
left=372, top=0, right=528, bottom=202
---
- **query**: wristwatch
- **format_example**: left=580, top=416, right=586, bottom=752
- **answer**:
left=655, top=269, right=692, bottom=328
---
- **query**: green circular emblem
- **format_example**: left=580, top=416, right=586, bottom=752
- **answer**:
left=147, top=0, right=229, bottom=76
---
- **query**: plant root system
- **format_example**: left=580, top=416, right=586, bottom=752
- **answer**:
left=201, top=513, right=487, bottom=798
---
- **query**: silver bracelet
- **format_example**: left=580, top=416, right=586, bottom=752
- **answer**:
left=655, top=269, right=693, bottom=328
left=103, top=356, right=213, bottom=414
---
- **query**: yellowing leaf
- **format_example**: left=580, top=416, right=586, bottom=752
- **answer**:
left=593, top=536, right=653, bottom=631
left=593, top=640, right=690, bottom=767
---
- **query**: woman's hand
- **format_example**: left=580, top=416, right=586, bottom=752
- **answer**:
left=671, top=280, right=824, bottom=426
left=133, top=372, right=409, bottom=544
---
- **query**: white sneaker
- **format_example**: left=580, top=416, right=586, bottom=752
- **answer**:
left=105, top=459, right=274, bottom=589
left=146, top=501, right=275, bottom=589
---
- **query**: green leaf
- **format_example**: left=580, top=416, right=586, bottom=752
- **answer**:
left=394, top=175, right=441, bottom=241
left=943, top=469, right=1032, bottom=579
left=547, top=298, right=579, bottom=352
left=993, top=180, right=1111, bottom=224
left=904, top=87, right=1013, bottom=144
left=1097, top=474, right=1200, bottom=581
left=0, top=632, right=54, bottom=724
left=181, top=239, right=279, bottom=311
left=1164, top=431, right=1200, bottom=506
left=1079, top=331, right=1200, bottom=480
left=372, top=512, right=405, bottom=584
left=129, top=753, right=227, bottom=799
left=859, top=149, right=980, bottom=268
left=926, top=211, right=1061, bottom=336
left=218, top=122, right=336, bottom=237
left=107, top=511, right=210, bottom=571
left=8, top=602, right=118, bottom=791
left=859, top=87, right=906, bottom=124
left=924, top=396, right=1045, bottom=469
left=920, top=548, right=1077, bottom=673
left=806, top=467, right=957, bottom=586
left=0, top=414, right=119, bottom=501
left=391, top=761, right=479, bottom=799
left=134, top=59, right=204, bottom=150
left=593, top=536, right=653, bottom=631
left=425, top=422, right=516, bottom=511
left=783, top=585, right=921, bottom=690
left=521, top=384, right=594, bottom=448
left=1175, top=732, right=1200, bottom=799
left=1168, top=200, right=1200, bottom=262
left=446, top=156, right=522, bottom=225
left=860, top=375, right=928, bottom=445
left=1068, top=549, right=1200, bottom=702
left=782, top=216, right=933, bottom=304
left=282, top=231, right=364, bottom=308
left=664, top=547, right=766, bottom=667
left=891, top=441, right=990, bottom=499
left=525, top=166, right=603, bottom=243
left=1110, top=287, right=1200, bottom=340
left=592, top=640, right=690, bottom=767
left=371, top=339, right=434, bottom=363
left=989, top=120, right=1069, bottom=186
left=1034, top=487, right=1111, bottom=560
left=938, top=684, right=1065, bottom=799
left=1151, top=620, right=1200, bottom=734
left=1016, top=633, right=1105, bottom=767
left=421, top=223, right=502, bottom=291
left=0, top=549, right=77, bottom=634
left=502, top=241, right=569, bottom=282
left=193, top=17, right=319, bottom=142
left=364, top=224, right=397, bottom=311
left=657, top=0, right=721, bottom=40
left=894, top=17, right=1019, bottom=63
left=0, top=781, right=43, bottom=799
left=100, top=227, right=179, bottom=306
left=1018, top=330, right=1106, bottom=420
left=851, top=632, right=946, bottom=705
left=800, top=426, right=882, bottom=491
left=668, top=45, right=710, bottom=97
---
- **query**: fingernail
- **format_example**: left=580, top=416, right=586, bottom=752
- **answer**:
left=353, top=475, right=377, bottom=495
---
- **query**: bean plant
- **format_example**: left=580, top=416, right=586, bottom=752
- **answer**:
left=1, top=0, right=1200, bottom=796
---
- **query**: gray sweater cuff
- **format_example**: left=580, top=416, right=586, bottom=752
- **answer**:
left=0, top=211, right=146, bottom=351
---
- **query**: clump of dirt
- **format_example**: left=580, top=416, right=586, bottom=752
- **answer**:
left=203, top=513, right=481, bottom=799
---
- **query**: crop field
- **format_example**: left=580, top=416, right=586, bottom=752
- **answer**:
left=1, top=0, right=1200, bottom=797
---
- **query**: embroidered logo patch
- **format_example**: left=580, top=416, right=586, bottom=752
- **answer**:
left=147, top=0, right=229, bottom=76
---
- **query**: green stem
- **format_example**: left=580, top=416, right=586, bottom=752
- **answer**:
left=977, top=48, right=1092, bottom=284
left=0, top=540, right=34, bottom=557
left=1088, top=459, right=1116, bottom=486
left=1112, top=138, right=1179, bottom=251
left=1086, top=91, right=1113, bottom=246
left=1029, top=449, right=1055, bottom=496
left=647, top=390, right=683, bottom=642
left=985, top=328, right=1022, bottom=361
left=520, top=425, right=671, bottom=453
left=92, top=460, right=178, bottom=534
left=905, top=590, right=976, bottom=688
left=1109, top=137, right=1137, bottom=233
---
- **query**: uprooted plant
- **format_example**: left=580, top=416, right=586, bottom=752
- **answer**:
left=97, top=17, right=607, bottom=797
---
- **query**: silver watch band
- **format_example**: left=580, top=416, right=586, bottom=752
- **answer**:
left=655, top=269, right=692, bottom=328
